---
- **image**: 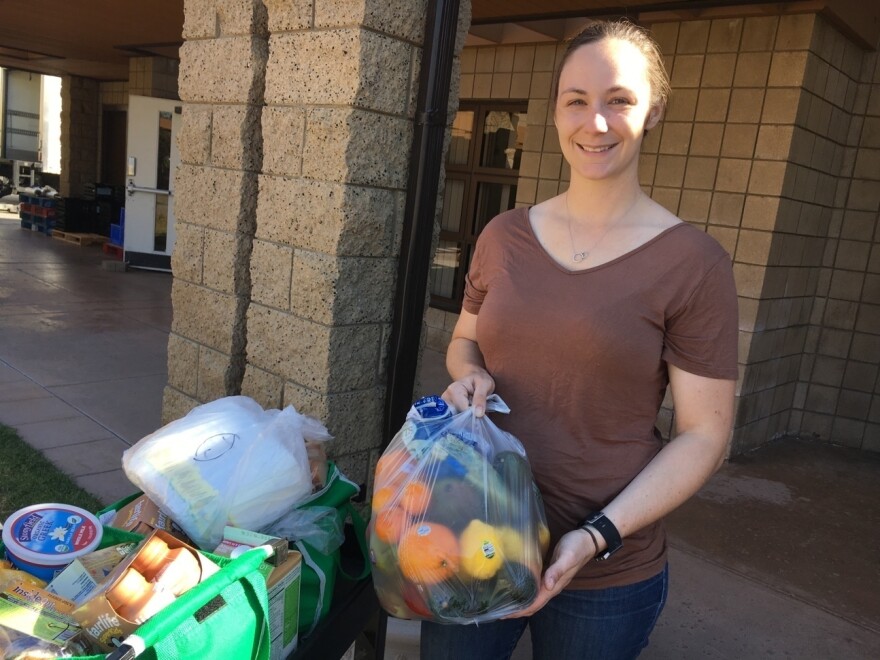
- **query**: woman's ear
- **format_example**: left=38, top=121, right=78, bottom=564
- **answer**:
left=645, top=104, right=663, bottom=131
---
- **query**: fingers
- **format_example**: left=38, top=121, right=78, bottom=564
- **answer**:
left=441, top=381, right=471, bottom=413
left=441, top=373, right=495, bottom=416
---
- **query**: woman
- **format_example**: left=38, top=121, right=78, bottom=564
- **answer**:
left=425, top=20, right=739, bottom=660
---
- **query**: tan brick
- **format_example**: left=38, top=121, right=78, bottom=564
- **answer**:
left=638, top=154, right=657, bottom=186
left=533, top=44, right=557, bottom=71
left=263, top=0, right=312, bottom=31
left=707, top=225, right=738, bottom=256
left=678, top=190, right=712, bottom=222
left=721, top=124, right=758, bottom=159
left=733, top=262, right=766, bottom=298
left=650, top=22, right=679, bottom=55
left=202, top=229, right=239, bottom=295
left=175, top=165, right=258, bottom=233
left=459, top=73, right=474, bottom=97
left=736, top=229, right=773, bottom=265
left=530, top=71, right=552, bottom=99
left=241, top=364, right=284, bottom=410
left=261, top=106, right=305, bottom=177
left=472, top=71, right=492, bottom=97
left=776, top=13, right=815, bottom=51
left=761, top=88, right=801, bottom=124
left=709, top=192, right=745, bottom=227
left=733, top=52, right=771, bottom=88
left=177, top=105, right=212, bottom=165
left=715, top=158, right=751, bottom=193
left=684, top=156, right=719, bottom=190
left=651, top=187, right=681, bottom=214
left=695, top=88, right=730, bottom=122
left=755, top=125, right=794, bottom=161
left=847, top=179, right=880, bottom=212
left=291, top=251, right=396, bottom=325
left=742, top=195, right=780, bottom=231
left=302, top=107, right=412, bottom=188
left=741, top=16, right=779, bottom=52
left=256, top=176, right=400, bottom=256
left=513, top=44, right=536, bottom=72
left=166, top=333, right=200, bottom=396
left=246, top=305, right=330, bottom=388
left=518, top=151, right=540, bottom=179
left=725, top=87, right=764, bottom=124
left=515, top=177, right=537, bottom=205
left=748, top=160, right=788, bottom=196
left=677, top=20, right=710, bottom=53
left=768, top=51, right=808, bottom=87
left=654, top=155, right=687, bottom=188
left=250, top=239, right=293, bottom=309
left=536, top=178, right=559, bottom=203
left=671, top=55, right=704, bottom=87
left=664, top=88, right=698, bottom=122
left=510, top=72, right=531, bottom=98
left=283, top=384, right=385, bottom=455
left=491, top=73, right=512, bottom=98
left=854, top=149, right=880, bottom=181
left=689, top=123, right=724, bottom=156
left=210, top=104, right=261, bottom=171
left=265, top=30, right=412, bottom=115
left=179, top=37, right=268, bottom=105
left=197, top=345, right=231, bottom=401
left=161, top=386, right=200, bottom=425
left=539, top=152, right=563, bottom=179
left=702, top=53, right=737, bottom=87
left=475, top=48, right=496, bottom=73
left=659, top=122, right=692, bottom=155
left=171, top=280, right=238, bottom=353
left=314, top=0, right=427, bottom=42
left=708, top=18, right=743, bottom=53
left=170, top=221, right=205, bottom=285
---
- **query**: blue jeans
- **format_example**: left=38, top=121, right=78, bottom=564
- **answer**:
left=420, top=565, right=669, bottom=660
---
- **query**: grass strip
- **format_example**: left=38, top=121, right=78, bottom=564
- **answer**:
left=0, top=423, right=104, bottom=523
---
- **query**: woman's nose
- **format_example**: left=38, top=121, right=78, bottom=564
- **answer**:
left=586, top=108, right=608, bottom=132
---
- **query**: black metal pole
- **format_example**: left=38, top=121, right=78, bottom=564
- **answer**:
left=384, top=0, right=462, bottom=442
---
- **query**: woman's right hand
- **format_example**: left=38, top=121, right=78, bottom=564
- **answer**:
left=441, top=369, right=495, bottom=417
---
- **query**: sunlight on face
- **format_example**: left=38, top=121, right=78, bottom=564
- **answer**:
left=554, top=38, right=660, bottom=182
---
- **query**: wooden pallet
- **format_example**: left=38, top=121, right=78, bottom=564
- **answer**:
left=52, top=230, right=108, bottom=247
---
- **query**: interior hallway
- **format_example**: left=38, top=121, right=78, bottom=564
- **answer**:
left=1, top=214, right=878, bottom=658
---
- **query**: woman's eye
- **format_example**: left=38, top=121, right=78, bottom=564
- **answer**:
left=567, top=98, right=586, bottom=106
left=610, top=97, right=633, bottom=106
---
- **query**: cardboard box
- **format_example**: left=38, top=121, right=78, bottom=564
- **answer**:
left=110, top=495, right=192, bottom=543
left=48, top=542, right=139, bottom=605
left=214, top=526, right=301, bottom=659
left=0, top=588, right=83, bottom=649
left=72, top=530, right=218, bottom=652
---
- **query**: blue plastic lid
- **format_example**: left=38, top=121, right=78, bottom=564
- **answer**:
left=412, top=395, right=450, bottom=420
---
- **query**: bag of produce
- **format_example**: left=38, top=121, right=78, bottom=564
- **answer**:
left=122, top=396, right=331, bottom=550
left=369, top=395, right=549, bottom=624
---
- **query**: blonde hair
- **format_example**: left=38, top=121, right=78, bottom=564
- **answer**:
left=551, top=19, right=671, bottom=111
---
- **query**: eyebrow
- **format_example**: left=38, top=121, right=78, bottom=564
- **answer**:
left=559, top=85, right=637, bottom=96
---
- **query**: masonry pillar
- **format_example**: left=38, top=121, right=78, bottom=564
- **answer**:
left=240, top=0, right=470, bottom=485
left=162, top=0, right=268, bottom=420
left=60, top=75, right=99, bottom=197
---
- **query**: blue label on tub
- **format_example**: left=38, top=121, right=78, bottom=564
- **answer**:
left=11, top=508, right=98, bottom=556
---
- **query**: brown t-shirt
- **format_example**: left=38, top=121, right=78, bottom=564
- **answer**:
left=463, top=206, right=738, bottom=589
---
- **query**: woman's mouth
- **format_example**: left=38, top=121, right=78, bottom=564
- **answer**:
left=577, top=143, right=616, bottom=153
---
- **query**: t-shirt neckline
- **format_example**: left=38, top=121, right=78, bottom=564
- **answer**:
left=522, top=206, right=687, bottom=275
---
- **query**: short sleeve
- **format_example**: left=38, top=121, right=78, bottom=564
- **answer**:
left=462, top=230, right=491, bottom=315
left=662, top=255, right=739, bottom=380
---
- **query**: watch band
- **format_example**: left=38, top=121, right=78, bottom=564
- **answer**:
left=580, top=511, right=622, bottom=560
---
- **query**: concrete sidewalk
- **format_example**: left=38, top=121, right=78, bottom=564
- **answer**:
left=1, top=215, right=878, bottom=658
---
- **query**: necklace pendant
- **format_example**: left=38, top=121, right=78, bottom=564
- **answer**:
left=573, top=251, right=588, bottom=262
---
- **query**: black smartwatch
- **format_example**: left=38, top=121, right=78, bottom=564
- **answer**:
left=580, top=511, right=623, bottom=561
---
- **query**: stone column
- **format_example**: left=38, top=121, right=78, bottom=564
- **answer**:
left=162, top=0, right=268, bottom=421
left=60, top=75, right=99, bottom=197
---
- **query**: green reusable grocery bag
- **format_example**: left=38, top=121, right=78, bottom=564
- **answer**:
left=293, top=462, right=370, bottom=639
left=98, top=547, right=271, bottom=660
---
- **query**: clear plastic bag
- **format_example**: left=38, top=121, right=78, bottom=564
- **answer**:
left=260, top=505, right=345, bottom=555
left=122, top=396, right=332, bottom=549
left=369, top=395, right=549, bottom=624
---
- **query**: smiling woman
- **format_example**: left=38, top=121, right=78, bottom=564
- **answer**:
left=426, top=18, right=739, bottom=660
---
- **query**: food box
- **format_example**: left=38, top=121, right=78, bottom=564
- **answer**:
left=72, top=530, right=218, bottom=652
left=109, top=494, right=192, bottom=543
left=214, top=526, right=301, bottom=659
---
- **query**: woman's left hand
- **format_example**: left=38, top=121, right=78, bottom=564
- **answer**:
left=505, top=528, right=597, bottom=618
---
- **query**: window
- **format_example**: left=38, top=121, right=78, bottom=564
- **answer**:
left=430, top=101, right=528, bottom=311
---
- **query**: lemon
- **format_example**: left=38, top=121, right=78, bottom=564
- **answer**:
left=497, top=526, right=526, bottom=564
left=459, top=519, right=505, bottom=580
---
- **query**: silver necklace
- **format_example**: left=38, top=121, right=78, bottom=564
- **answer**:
left=564, top=192, right=631, bottom=263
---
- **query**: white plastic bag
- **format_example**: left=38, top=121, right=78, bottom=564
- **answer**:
left=122, top=396, right=331, bottom=549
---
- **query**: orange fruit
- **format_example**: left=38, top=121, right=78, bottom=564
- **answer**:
left=375, top=449, right=415, bottom=489
left=398, top=523, right=460, bottom=585
left=400, top=480, right=431, bottom=515
left=372, top=486, right=395, bottom=512
left=374, top=507, right=408, bottom=544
